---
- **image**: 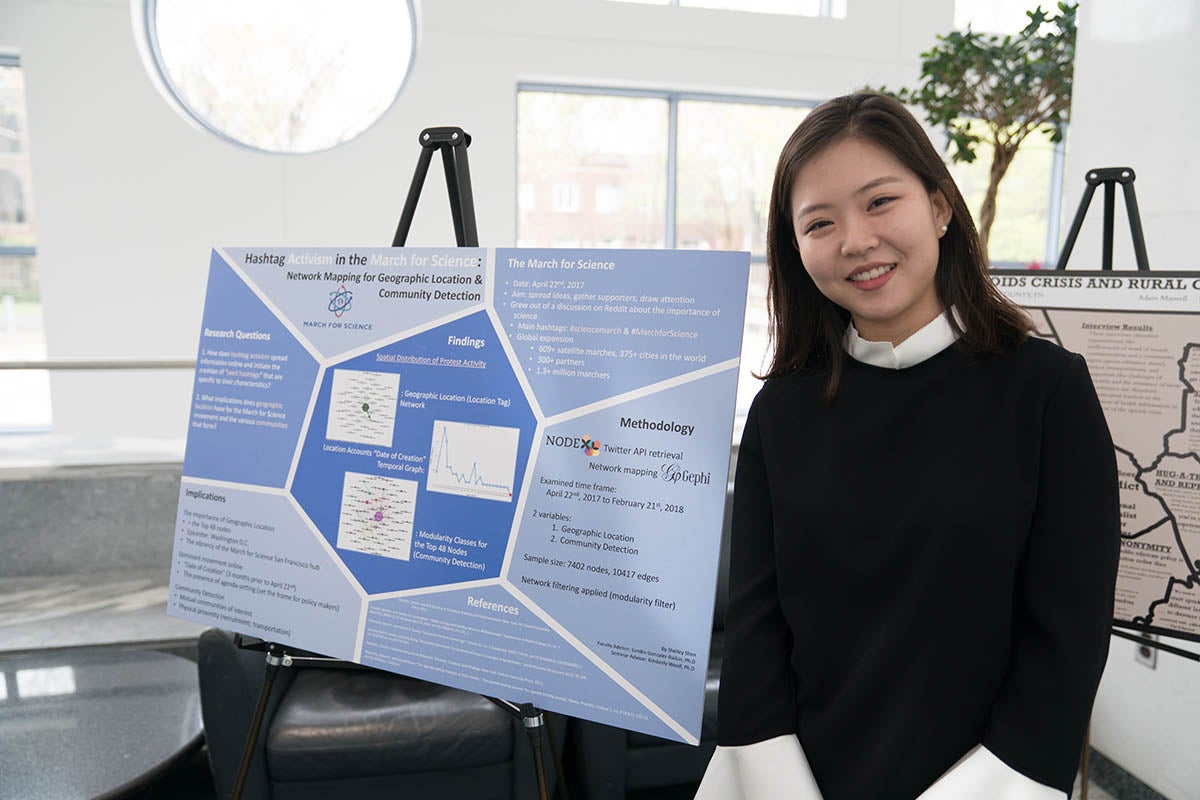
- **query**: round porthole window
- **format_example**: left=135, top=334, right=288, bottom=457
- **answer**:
left=137, top=0, right=418, bottom=154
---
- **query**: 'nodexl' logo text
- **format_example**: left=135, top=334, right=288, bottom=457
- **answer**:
left=545, top=433, right=602, bottom=456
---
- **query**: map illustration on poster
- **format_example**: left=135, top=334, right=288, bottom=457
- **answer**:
left=994, top=270, right=1200, bottom=643
left=169, top=246, right=749, bottom=743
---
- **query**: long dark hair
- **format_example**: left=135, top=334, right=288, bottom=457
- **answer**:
left=762, top=92, right=1032, bottom=398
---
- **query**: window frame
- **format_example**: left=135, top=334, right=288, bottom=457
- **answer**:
left=0, top=51, right=52, bottom=434
left=515, top=84, right=1070, bottom=432
left=517, top=83, right=820, bottom=264
left=516, top=85, right=818, bottom=430
left=608, top=0, right=843, bottom=18
left=517, top=83, right=1068, bottom=268
left=952, top=126, right=1068, bottom=269
left=134, top=0, right=421, bottom=155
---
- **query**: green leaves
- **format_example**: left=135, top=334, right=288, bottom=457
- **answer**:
left=871, top=2, right=1076, bottom=260
left=898, top=2, right=1075, bottom=164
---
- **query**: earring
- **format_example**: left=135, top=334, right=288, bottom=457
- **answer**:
left=940, top=225, right=948, bottom=233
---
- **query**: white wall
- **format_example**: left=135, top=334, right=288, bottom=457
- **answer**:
left=1092, top=637, right=1200, bottom=800
left=1067, top=2, right=1200, bottom=798
left=1064, top=0, right=1200, bottom=271
left=0, top=0, right=950, bottom=441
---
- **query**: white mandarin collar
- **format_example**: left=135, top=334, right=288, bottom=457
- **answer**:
left=844, top=309, right=960, bottom=370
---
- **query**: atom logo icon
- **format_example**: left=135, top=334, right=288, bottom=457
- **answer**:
left=329, top=283, right=354, bottom=317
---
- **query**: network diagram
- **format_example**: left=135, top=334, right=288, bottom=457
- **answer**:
left=172, top=246, right=749, bottom=742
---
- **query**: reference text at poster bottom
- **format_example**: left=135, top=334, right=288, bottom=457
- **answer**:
left=360, top=597, right=658, bottom=725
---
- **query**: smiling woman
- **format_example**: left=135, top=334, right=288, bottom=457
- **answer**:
left=697, top=93, right=1121, bottom=800
left=760, top=92, right=1031, bottom=399
left=789, top=137, right=950, bottom=345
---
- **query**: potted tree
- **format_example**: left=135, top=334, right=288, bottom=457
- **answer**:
left=882, top=3, right=1077, bottom=263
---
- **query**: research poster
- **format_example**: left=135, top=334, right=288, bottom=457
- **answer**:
left=994, top=270, right=1200, bottom=643
left=169, top=246, right=749, bottom=743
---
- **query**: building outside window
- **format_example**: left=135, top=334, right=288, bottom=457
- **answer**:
left=594, top=184, right=622, bottom=215
left=0, top=55, right=50, bottom=432
left=517, top=85, right=1068, bottom=426
left=553, top=182, right=582, bottom=214
left=517, top=87, right=812, bottom=421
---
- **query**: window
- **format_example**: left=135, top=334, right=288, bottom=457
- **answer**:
left=518, top=85, right=1068, bottom=425
left=517, top=87, right=813, bottom=422
left=553, top=183, right=581, bottom=214
left=0, top=55, right=50, bottom=432
left=676, top=100, right=807, bottom=256
left=950, top=0, right=1070, bottom=266
left=595, top=184, right=622, bottom=215
left=610, top=0, right=847, bottom=18
left=947, top=121, right=1065, bottom=267
left=518, top=182, right=537, bottom=212
left=0, top=170, right=27, bottom=223
left=140, top=0, right=417, bottom=154
left=517, top=91, right=668, bottom=249
left=954, top=0, right=1039, bottom=34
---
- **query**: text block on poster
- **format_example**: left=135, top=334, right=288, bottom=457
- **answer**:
left=169, top=247, right=750, bottom=743
left=994, top=270, right=1200, bottom=643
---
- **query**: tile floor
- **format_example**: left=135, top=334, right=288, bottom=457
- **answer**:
left=0, top=571, right=204, bottom=653
left=0, top=442, right=1170, bottom=800
left=0, top=575, right=1164, bottom=800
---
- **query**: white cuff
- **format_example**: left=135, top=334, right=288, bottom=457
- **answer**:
left=915, top=745, right=1066, bottom=800
left=695, top=734, right=824, bottom=800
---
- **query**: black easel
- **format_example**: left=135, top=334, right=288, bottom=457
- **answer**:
left=1054, top=166, right=1150, bottom=271
left=1053, top=167, right=1194, bottom=800
left=230, top=638, right=359, bottom=799
left=1055, top=167, right=1197, bottom=664
left=392, top=126, right=478, bottom=248
left=1110, top=629, right=1199, bottom=662
left=231, top=127, right=560, bottom=800
left=1053, top=166, right=1198, bottom=662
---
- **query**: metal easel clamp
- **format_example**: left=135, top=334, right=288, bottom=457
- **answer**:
left=1055, top=165, right=1150, bottom=272
left=392, top=126, right=479, bottom=248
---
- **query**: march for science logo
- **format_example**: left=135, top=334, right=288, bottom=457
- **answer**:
left=329, top=283, right=354, bottom=317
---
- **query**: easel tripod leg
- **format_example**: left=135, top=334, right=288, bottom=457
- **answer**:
left=232, top=647, right=286, bottom=800
left=392, top=145, right=437, bottom=247
left=522, top=706, right=551, bottom=800
left=544, top=714, right=569, bottom=800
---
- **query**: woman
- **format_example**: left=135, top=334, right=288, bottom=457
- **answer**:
left=696, top=92, right=1119, bottom=800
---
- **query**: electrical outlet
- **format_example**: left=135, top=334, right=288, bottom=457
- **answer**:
left=1134, top=634, right=1158, bottom=669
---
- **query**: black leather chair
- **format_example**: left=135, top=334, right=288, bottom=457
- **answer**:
left=566, top=488, right=734, bottom=800
left=198, top=628, right=565, bottom=800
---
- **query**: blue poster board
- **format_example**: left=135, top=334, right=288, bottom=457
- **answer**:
left=169, top=246, right=749, bottom=743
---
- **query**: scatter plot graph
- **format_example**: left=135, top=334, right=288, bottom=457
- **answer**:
left=427, top=420, right=519, bottom=503
left=338, top=471, right=417, bottom=560
left=326, top=369, right=399, bottom=447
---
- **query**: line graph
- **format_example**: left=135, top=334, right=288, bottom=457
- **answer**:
left=426, top=420, right=519, bottom=503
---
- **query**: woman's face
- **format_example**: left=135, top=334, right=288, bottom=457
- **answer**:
left=789, top=136, right=951, bottom=345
